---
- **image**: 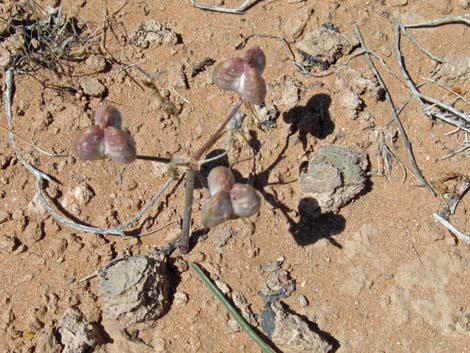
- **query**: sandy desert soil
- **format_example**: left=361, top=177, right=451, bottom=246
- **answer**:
left=1, top=0, right=470, bottom=352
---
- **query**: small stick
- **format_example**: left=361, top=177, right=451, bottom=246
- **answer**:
left=421, top=77, right=470, bottom=106
left=355, top=25, right=436, bottom=196
left=401, top=27, right=446, bottom=63
left=404, top=15, right=470, bottom=29
left=138, top=220, right=179, bottom=237
left=394, top=20, right=470, bottom=126
left=433, top=213, right=470, bottom=245
left=179, top=169, right=195, bottom=254
left=191, top=0, right=257, bottom=14
left=192, top=98, right=243, bottom=161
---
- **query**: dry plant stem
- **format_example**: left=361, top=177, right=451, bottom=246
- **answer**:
left=193, top=98, right=243, bottom=161
left=191, top=0, right=257, bottom=14
left=355, top=25, right=436, bottom=196
left=433, top=213, right=470, bottom=245
left=4, top=68, right=177, bottom=237
left=394, top=20, right=470, bottom=130
left=179, top=169, right=195, bottom=254
left=178, top=98, right=243, bottom=254
left=404, top=15, right=470, bottom=28
left=401, top=27, right=445, bottom=63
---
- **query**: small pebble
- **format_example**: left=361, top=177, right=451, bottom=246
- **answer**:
left=388, top=0, right=407, bottom=6
left=173, top=292, right=189, bottom=306
left=225, top=317, right=240, bottom=333
left=80, top=78, right=106, bottom=97
left=215, top=280, right=231, bottom=295
left=0, top=235, right=18, bottom=252
left=0, top=210, right=10, bottom=224
left=298, top=294, right=309, bottom=308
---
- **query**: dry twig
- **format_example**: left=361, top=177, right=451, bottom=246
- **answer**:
left=394, top=17, right=470, bottom=133
left=355, top=25, right=436, bottom=196
left=191, top=0, right=258, bottom=14
left=433, top=213, right=470, bottom=245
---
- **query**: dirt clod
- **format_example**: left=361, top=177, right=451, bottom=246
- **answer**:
left=0, top=235, right=17, bottom=253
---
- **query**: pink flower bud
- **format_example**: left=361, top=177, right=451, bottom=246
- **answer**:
left=103, top=126, right=137, bottom=164
left=212, top=47, right=267, bottom=105
left=94, top=105, right=122, bottom=129
left=207, top=166, right=235, bottom=196
left=243, top=45, right=266, bottom=74
left=201, top=191, right=234, bottom=228
left=229, top=183, right=261, bottom=218
left=73, top=125, right=105, bottom=161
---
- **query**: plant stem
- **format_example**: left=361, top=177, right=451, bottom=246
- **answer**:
left=192, top=97, right=243, bottom=161
left=178, top=98, right=243, bottom=254
left=179, top=169, right=195, bottom=254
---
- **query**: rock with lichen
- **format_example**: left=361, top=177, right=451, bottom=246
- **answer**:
left=98, top=253, right=169, bottom=325
left=59, top=309, right=99, bottom=353
left=261, top=302, right=332, bottom=353
left=296, top=23, right=359, bottom=70
left=130, top=20, right=179, bottom=48
left=299, top=145, right=368, bottom=214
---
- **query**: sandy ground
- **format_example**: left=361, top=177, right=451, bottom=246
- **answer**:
left=1, top=0, right=470, bottom=352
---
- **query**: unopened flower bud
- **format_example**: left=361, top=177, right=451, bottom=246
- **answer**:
left=201, top=191, right=233, bottom=228
left=94, top=105, right=122, bottom=129
left=103, top=126, right=137, bottom=164
left=207, top=166, right=235, bottom=196
left=212, top=47, right=267, bottom=105
left=73, top=125, right=105, bottom=161
left=243, top=45, right=266, bottom=74
left=229, top=183, right=261, bottom=218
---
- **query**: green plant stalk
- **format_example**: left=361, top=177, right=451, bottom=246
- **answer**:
left=190, top=262, right=276, bottom=353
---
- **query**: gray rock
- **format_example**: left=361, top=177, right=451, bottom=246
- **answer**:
left=261, top=302, right=332, bottom=353
left=59, top=308, right=99, bottom=353
left=296, top=25, right=359, bottom=70
left=299, top=145, right=368, bottom=214
left=80, top=78, right=106, bottom=97
left=130, top=20, right=178, bottom=48
left=99, top=253, right=169, bottom=325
